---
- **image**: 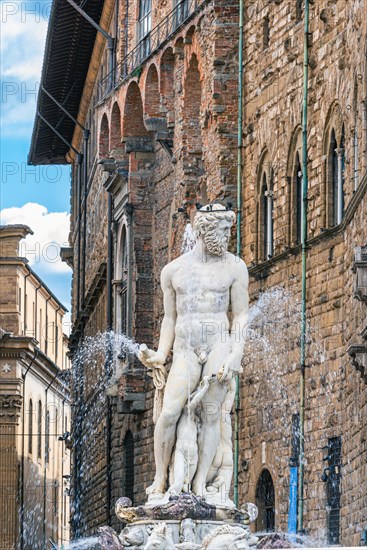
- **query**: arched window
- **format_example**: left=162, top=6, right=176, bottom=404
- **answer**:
left=37, top=400, right=42, bottom=459
left=123, top=431, right=135, bottom=504
left=256, top=469, right=275, bottom=532
left=257, top=154, right=273, bottom=262
left=353, top=77, right=359, bottom=190
left=121, top=227, right=128, bottom=335
left=324, top=105, right=345, bottom=227
left=295, top=152, right=303, bottom=244
left=329, top=126, right=345, bottom=226
left=99, top=114, right=110, bottom=158
left=28, top=399, right=33, bottom=455
left=261, top=173, right=274, bottom=260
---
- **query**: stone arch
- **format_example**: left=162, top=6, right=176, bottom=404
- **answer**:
left=144, top=63, right=161, bottom=118
left=322, top=103, right=345, bottom=227
left=286, top=126, right=302, bottom=245
left=185, top=24, right=196, bottom=44
left=182, top=53, right=203, bottom=181
left=110, top=102, right=124, bottom=157
left=160, top=47, right=175, bottom=124
left=122, top=81, right=149, bottom=138
left=99, top=113, right=110, bottom=158
left=255, top=468, right=275, bottom=532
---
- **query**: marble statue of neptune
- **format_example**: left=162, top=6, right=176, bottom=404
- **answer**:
left=139, top=204, right=249, bottom=506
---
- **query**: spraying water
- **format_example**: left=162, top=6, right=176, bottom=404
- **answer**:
left=181, top=222, right=196, bottom=253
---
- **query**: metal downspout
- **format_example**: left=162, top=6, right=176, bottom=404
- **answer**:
left=234, top=0, right=244, bottom=509
left=298, top=0, right=309, bottom=534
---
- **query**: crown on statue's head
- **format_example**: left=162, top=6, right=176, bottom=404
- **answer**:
left=195, top=202, right=233, bottom=212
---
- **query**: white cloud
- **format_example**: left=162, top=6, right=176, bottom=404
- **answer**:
left=0, top=202, right=71, bottom=275
left=1, top=2, right=49, bottom=135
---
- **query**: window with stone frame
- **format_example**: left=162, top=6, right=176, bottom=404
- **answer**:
left=28, top=399, right=33, bottom=455
left=323, top=105, right=345, bottom=228
left=352, top=76, right=360, bottom=190
left=138, top=0, right=152, bottom=59
left=37, top=400, right=42, bottom=460
left=294, top=152, right=303, bottom=245
left=45, top=409, right=50, bottom=465
left=257, top=153, right=273, bottom=262
left=261, top=172, right=274, bottom=260
left=120, top=226, right=128, bottom=336
left=326, top=436, right=342, bottom=545
left=328, top=126, right=345, bottom=226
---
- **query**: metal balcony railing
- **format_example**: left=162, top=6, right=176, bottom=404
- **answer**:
left=97, top=0, right=207, bottom=103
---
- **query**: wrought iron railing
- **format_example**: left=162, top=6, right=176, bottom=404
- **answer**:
left=97, top=0, right=207, bottom=103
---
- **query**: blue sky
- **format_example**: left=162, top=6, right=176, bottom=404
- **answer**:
left=1, top=1, right=72, bottom=327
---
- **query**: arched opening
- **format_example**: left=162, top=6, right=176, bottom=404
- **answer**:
left=99, top=114, right=110, bottom=158
left=286, top=127, right=302, bottom=245
left=123, top=431, right=135, bottom=504
left=144, top=64, right=161, bottom=119
left=323, top=104, right=345, bottom=227
left=160, top=48, right=175, bottom=125
left=182, top=54, right=203, bottom=178
left=256, top=151, right=273, bottom=261
left=256, top=469, right=275, bottom=532
left=352, top=76, right=359, bottom=190
left=185, top=25, right=196, bottom=43
left=110, top=102, right=122, bottom=153
left=294, top=152, right=303, bottom=245
left=123, top=82, right=149, bottom=138
left=328, top=125, right=345, bottom=226
left=261, top=171, right=274, bottom=260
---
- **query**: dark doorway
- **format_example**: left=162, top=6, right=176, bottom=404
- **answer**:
left=256, top=469, right=275, bottom=532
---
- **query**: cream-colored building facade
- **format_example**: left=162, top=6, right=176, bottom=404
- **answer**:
left=0, top=225, right=71, bottom=550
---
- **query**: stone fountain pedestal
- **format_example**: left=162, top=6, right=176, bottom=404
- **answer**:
left=99, top=493, right=258, bottom=549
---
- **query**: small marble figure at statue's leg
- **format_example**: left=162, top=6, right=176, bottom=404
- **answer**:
left=192, top=345, right=229, bottom=498
left=207, top=378, right=235, bottom=496
left=146, top=351, right=201, bottom=498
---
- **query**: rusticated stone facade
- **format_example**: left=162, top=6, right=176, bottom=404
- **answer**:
left=49, top=0, right=367, bottom=545
left=239, top=0, right=367, bottom=546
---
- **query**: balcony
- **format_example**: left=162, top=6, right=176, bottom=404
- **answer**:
left=97, top=0, right=208, bottom=103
